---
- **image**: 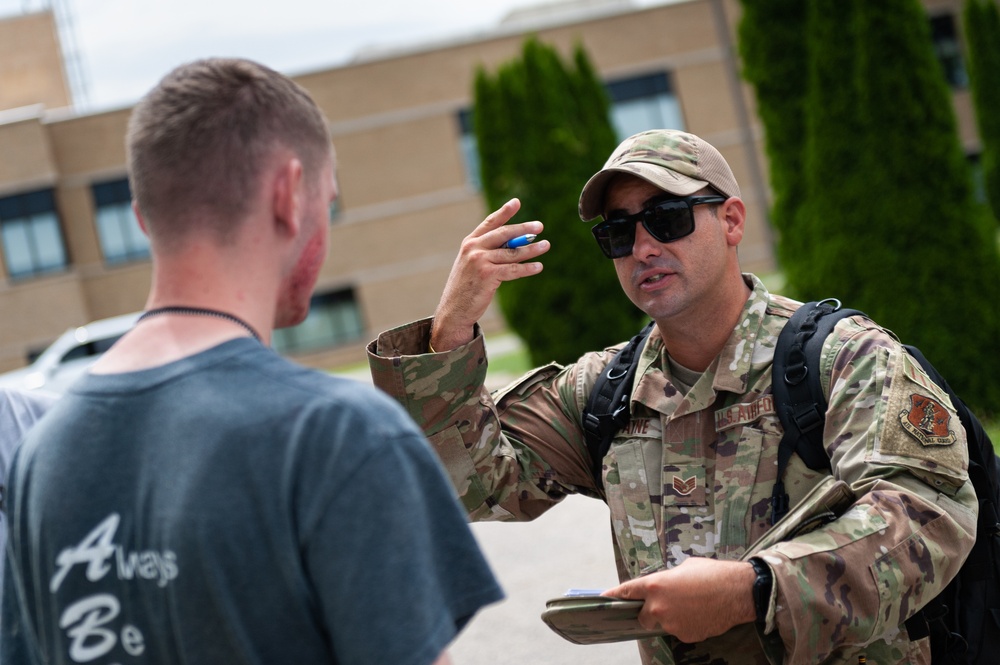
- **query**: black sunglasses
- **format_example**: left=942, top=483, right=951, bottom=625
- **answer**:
left=590, top=195, right=727, bottom=259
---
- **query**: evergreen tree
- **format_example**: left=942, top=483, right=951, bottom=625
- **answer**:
left=796, top=0, right=868, bottom=300
left=858, top=0, right=1000, bottom=412
left=963, top=0, right=1000, bottom=224
left=737, top=0, right=809, bottom=278
left=800, top=0, right=1000, bottom=412
left=473, top=38, right=644, bottom=365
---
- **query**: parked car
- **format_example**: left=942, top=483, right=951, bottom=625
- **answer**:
left=0, top=312, right=140, bottom=395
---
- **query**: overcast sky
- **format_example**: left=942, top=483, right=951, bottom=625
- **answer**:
left=1, top=0, right=666, bottom=111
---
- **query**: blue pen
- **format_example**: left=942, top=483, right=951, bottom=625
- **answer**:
left=501, top=234, right=537, bottom=249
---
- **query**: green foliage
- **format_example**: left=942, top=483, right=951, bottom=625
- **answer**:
left=794, top=0, right=867, bottom=300
left=736, top=0, right=809, bottom=272
left=795, top=0, right=1000, bottom=414
left=473, top=38, right=645, bottom=365
left=964, top=0, right=1000, bottom=225
left=988, top=417, right=1000, bottom=450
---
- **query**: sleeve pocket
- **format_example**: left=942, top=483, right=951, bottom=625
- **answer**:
left=875, top=352, right=968, bottom=491
left=427, top=424, right=513, bottom=520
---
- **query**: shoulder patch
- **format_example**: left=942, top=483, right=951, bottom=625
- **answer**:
left=899, top=394, right=957, bottom=446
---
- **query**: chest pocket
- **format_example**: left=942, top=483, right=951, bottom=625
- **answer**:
left=604, top=423, right=665, bottom=578
left=713, top=395, right=824, bottom=557
left=713, top=426, right=767, bottom=557
left=605, top=399, right=786, bottom=575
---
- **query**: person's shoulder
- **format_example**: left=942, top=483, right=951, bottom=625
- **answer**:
left=563, top=326, right=653, bottom=418
left=252, top=353, right=415, bottom=425
left=766, top=293, right=800, bottom=320
left=253, top=354, right=389, bottom=400
left=763, top=296, right=899, bottom=368
left=763, top=293, right=889, bottom=339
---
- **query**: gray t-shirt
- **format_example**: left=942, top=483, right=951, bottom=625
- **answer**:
left=3, top=339, right=502, bottom=664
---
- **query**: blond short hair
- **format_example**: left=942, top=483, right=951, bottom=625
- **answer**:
left=126, top=58, right=332, bottom=242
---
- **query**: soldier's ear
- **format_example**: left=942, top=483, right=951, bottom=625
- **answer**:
left=719, top=198, right=745, bottom=248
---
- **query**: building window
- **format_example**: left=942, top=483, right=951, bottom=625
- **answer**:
left=606, top=72, right=684, bottom=140
left=92, top=179, right=149, bottom=265
left=271, top=288, right=365, bottom=354
left=0, top=189, right=68, bottom=280
left=457, top=109, right=481, bottom=189
left=930, top=13, right=968, bottom=88
left=456, top=71, right=683, bottom=185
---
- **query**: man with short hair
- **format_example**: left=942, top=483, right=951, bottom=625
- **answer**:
left=367, top=129, right=977, bottom=664
left=3, top=58, right=501, bottom=665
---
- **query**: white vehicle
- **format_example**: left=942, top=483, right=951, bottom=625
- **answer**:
left=0, top=312, right=140, bottom=395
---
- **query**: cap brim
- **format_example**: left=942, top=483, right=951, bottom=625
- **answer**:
left=578, top=163, right=710, bottom=221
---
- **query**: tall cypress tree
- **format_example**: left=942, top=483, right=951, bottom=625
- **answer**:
left=859, top=0, right=1000, bottom=412
left=964, top=0, right=1000, bottom=225
left=737, top=0, right=809, bottom=279
left=796, top=0, right=867, bottom=301
left=473, top=38, right=643, bottom=365
left=801, top=0, right=1000, bottom=412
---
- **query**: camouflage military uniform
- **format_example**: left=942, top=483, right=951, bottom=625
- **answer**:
left=367, top=274, right=977, bottom=665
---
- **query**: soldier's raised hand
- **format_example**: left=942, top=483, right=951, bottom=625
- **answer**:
left=430, top=198, right=549, bottom=352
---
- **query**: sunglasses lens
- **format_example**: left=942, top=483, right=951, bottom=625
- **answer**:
left=644, top=201, right=694, bottom=242
left=592, top=196, right=712, bottom=258
left=592, top=222, right=634, bottom=258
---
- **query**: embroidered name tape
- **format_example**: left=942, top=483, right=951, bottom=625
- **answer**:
left=714, top=395, right=776, bottom=432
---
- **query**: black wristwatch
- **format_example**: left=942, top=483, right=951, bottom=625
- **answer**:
left=748, top=557, right=773, bottom=626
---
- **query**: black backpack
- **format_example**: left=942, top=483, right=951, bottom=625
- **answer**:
left=582, top=300, right=1000, bottom=664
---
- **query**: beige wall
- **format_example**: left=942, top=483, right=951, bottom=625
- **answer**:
left=0, top=116, right=58, bottom=194
left=0, top=11, right=71, bottom=113
left=0, top=0, right=981, bottom=372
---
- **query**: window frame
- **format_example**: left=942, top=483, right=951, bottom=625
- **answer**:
left=91, top=178, right=151, bottom=266
left=0, top=188, right=69, bottom=280
left=456, top=70, right=685, bottom=187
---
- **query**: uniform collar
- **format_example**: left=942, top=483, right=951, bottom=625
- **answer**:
left=712, top=273, right=770, bottom=394
left=631, top=274, right=770, bottom=420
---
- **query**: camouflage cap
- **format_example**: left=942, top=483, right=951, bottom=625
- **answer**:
left=578, top=129, right=742, bottom=220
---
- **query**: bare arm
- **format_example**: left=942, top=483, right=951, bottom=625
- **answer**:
left=430, top=198, right=549, bottom=351
left=432, top=652, right=452, bottom=665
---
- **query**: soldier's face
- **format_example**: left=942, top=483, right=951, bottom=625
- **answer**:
left=604, top=175, right=731, bottom=325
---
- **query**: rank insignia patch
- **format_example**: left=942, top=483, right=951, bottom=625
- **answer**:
left=900, top=394, right=956, bottom=446
left=672, top=475, right=697, bottom=496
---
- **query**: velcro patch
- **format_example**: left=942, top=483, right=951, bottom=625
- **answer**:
left=617, top=417, right=661, bottom=440
left=714, top=395, right=776, bottom=432
left=662, top=464, right=706, bottom=506
left=672, top=475, right=697, bottom=496
left=899, top=394, right=957, bottom=446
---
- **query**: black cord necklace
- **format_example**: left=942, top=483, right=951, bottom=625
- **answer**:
left=137, top=306, right=262, bottom=343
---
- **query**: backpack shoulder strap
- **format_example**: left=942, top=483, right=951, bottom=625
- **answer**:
left=582, top=321, right=655, bottom=492
left=771, top=299, right=863, bottom=523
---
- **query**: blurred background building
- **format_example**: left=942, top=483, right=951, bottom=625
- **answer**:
left=0, top=0, right=980, bottom=373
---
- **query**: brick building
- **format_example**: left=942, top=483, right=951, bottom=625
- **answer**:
left=0, top=0, right=980, bottom=372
